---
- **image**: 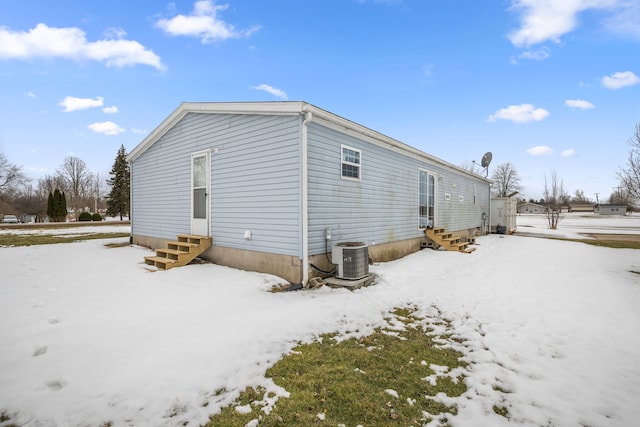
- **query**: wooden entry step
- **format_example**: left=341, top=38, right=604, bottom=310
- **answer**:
left=424, top=227, right=476, bottom=254
left=144, top=234, right=212, bottom=270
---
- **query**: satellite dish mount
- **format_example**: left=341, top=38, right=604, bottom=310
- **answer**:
left=473, top=152, right=492, bottom=177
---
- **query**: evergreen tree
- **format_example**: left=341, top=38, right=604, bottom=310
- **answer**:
left=47, top=192, right=54, bottom=220
left=51, top=189, right=67, bottom=222
left=106, top=145, right=130, bottom=221
left=60, top=191, right=67, bottom=220
left=54, top=189, right=62, bottom=221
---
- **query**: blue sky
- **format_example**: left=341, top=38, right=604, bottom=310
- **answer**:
left=1, top=0, right=639, bottom=201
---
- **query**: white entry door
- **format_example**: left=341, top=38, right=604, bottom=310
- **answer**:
left=191, top=151, right=210, bottom=236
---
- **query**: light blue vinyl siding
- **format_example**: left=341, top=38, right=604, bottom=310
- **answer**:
left=307, top=122, right=490, bottom=255
left=131, top=112, right=302, bottom=256
left=438, top=173, right=491, bottom=231
left=132, top=105, right=490, bottom=262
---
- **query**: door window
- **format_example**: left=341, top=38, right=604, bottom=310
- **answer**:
left=193, top=155, right=207, bottom=219
left=419, top=170, right=435, bottom=228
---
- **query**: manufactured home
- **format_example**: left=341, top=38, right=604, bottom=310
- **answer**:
left=517, top=202, right=546, bottom=214
left=594, top=204, right=629, bottom=215
left=127, top=102, right=491, bottom=284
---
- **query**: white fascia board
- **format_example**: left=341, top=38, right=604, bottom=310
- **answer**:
left=304, top=104, right=491, bottom=184
left=182, top=101, right=306, bottom=115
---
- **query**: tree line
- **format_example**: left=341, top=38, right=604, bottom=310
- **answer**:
left=0, top=145, right=130, bottom=222
left=467, top=122, right=640, bottom=209
left=461, top=123, right=640, bottom=229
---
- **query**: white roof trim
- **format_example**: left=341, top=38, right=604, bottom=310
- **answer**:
left=127, top=101, right=306, bottom=162
left=126, top=101, right=490, bottom=183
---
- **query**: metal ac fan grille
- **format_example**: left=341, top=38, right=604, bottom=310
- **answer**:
left=341, top=246, right=369, bottom=279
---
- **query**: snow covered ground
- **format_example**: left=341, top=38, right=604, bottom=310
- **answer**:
left=516, top=212, right=640, bottom=239
left=1, top=214, right=639, bottom=426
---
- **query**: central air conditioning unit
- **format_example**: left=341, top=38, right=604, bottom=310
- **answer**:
left=332, top=242, right=369, bottom=280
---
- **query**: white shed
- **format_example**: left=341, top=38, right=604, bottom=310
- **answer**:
left=491, top=197, right=517, bottom=234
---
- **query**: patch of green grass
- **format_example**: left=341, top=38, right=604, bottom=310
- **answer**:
left=577, top=239, right=640, bottom=250
left=533, top=235, right=640, bottom=250
left=493, top=404, right=509, bottom=418
left=206, top=307, right=467, bottom=426
left=492, top=384, right=512, bottom=394
left=0, top=411, right=18, bottom=427
left=104, top=241, right=132, bottom=248
left=0, top=232, right=130, bottom=247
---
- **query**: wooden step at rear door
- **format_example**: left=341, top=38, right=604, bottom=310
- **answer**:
left=144, top=234, right=212, bottom=270
left=424, top=228, right=475, bottom=254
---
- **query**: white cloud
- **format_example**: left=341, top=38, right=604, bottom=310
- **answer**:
left=252, top=84, right=287, bottom=100
left=59, top=96, right=104, bottom=112
left=104, top=27, right=127, bottom=39
left=87, top=121, right=125, bottom=135
left=561, top=149, right=576, bottom=157
left=527, top=146, right=554, bottom=155
left=131, top=128, right=148, bottom=135
left=0, top=23, right=164, bottom=70
left=508, top=0, right=617, bottom=47
left=601, top=1, right=640, bottom=38
left=102, top=106, right=118, bottom=114
left=155, top=0, right=260, bottom=43
left=518, top=47, right=550, bottom=61
left=24, top=91, right=36, bottom=98
left=565, top=99, right=595, bottom=109
left=601, top=71, right=640, bottom=89
left=487, top=104, right=550, bottom=123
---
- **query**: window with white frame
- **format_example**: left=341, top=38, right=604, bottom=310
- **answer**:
left=341, top=145, right=361, bottom=180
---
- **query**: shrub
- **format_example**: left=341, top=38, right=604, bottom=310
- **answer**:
left=92, top=213, right=103, bottom=221
left=78, top=212, right=93, bottom=222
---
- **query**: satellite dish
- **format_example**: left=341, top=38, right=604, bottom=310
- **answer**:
left=481, top=152, right=493, bottom=168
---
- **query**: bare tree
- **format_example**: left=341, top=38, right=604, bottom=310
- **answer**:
left=56, top=156, right=92, bottom=216
left=37, top=174, right=66, bottom=199
left=460, top=161, right=483, bottom=176
left=609, top=187, right=633, bottom=207
left=543, top=172, right=569, bottom=229
left=491, top=162, right=521, bottom=197
left=617, top=123, right=640, bottom=205
left=91, top=172, right=108, bottom=213
left=572, top=189, right=590, bottom=203
left=14, top=184, right=48, bottom=222
left=0, top=153, right=28, bottom=198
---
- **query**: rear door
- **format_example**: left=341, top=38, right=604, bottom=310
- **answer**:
left=191, top=150, right=210, bottom=236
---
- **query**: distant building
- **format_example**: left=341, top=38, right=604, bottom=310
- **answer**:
left=594, top=204, right=629, bottom=215
left=569, top=203, right=595, bottom=213
left=517, top=202, right=546, bottom=214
